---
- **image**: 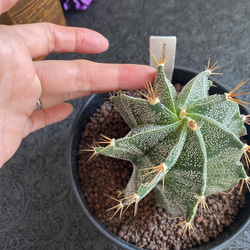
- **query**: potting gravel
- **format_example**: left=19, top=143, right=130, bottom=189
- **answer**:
left=78, top=87, right=249, bottom=250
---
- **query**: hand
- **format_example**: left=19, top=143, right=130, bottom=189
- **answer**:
left=0, top=2, right=156, bottom=168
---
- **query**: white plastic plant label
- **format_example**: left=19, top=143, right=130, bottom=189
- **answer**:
left=149, top=36, right=176, bottom=81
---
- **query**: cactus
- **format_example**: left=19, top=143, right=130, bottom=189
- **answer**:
left=92, top=55, right=250, bottom=231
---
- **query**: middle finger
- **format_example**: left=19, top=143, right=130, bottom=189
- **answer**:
left=34, top=60, right=156, bottom=94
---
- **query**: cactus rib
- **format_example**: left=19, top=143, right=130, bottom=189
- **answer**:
left=93, top=55, right=249, bottom=230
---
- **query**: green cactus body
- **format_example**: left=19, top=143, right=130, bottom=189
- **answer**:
left=94, top=60, right=249, bottom=226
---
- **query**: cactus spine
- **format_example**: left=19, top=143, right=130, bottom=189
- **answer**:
left=93, top=56, right=250, bottom=230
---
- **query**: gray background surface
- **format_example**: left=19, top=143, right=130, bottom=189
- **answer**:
left=1, top=0, right=250, bottom=249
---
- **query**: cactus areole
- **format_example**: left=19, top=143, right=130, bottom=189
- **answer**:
left=93, top=57, right=250, bottom=229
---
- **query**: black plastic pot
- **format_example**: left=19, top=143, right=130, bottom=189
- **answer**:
left=68, top=67, right=250, bottom=250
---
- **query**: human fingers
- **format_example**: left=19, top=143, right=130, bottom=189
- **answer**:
left=35, top=59, right=156, bottom=96
left=0, top=0, right=18, bottom=14
left=33, top=91, right=106, bottom=110
left=7, top=23, right=109, bottom=58
left=23, top=102, right=73, bottom=136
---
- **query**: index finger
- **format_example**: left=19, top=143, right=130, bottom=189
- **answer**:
left=9, top=23, right=109, bottom=58
left=0, top=0, right=18, bottom=14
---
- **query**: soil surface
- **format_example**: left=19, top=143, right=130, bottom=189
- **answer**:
left=78, top=87, right=249, bottom=250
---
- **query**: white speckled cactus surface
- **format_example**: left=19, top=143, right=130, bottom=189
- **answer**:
left=93, top=55, right=250, bottom=231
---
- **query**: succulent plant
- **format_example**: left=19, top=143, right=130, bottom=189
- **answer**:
left=92, top=55, right=250, bottom=232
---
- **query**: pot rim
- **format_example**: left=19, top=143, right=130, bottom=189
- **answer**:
left=67, top=66, right=250, bottom=250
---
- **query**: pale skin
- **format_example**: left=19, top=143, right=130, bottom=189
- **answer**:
left=0, top=0, right=156, bottom=167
